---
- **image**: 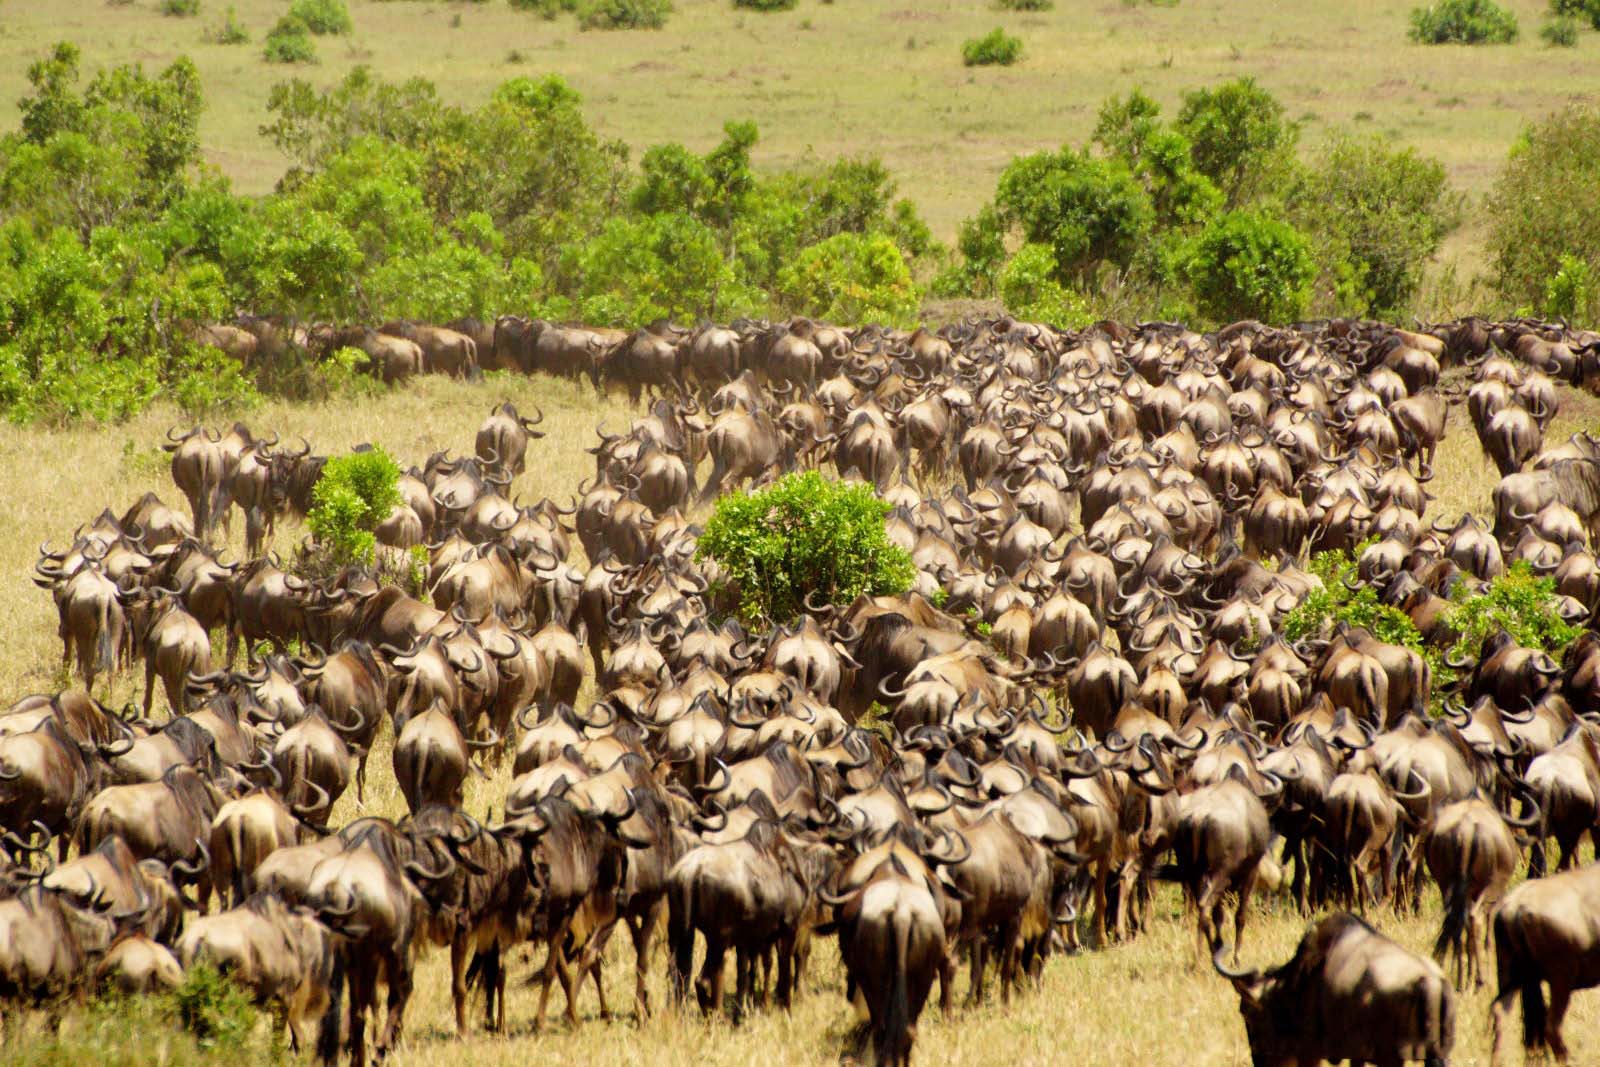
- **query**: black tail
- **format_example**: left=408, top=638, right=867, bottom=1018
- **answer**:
left=1494, top=911, right=1547, bottom=1051
left=1433, top=832, right=1473, bottom=970
left=317, top=949, right=346, bottom=1066
left=877, top=906, right=911, bottom=1067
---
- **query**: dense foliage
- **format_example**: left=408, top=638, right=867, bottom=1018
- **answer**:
left=307, top=447, right=402, bottom=567
left=288, top=0, right=354, bottom=35
left=697, top=471, right=915, bottom=624
left=0, top=40, right=1573, bottom=423
left=1487, top=104, right=1600, bottom=322
left=1409, top=0, right=1520, bottom=43
left=938, top=78, right=1458, bottom=325
left=1444, top=561, right=1582, bottom=660
left=1282, top=548, right=1429, bottom=652
left=1540, top=14, right=1581, bottom=44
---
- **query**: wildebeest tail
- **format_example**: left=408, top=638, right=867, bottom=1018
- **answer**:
left=668, top=875, right=695, bottom=998
left=878, top=902, right=913, bottom=1067
left=94, top=596, right=117, bottom=681
left=316, top=948, right=345, bottom=1066
left=1433, top=830, right=1474, bottom=965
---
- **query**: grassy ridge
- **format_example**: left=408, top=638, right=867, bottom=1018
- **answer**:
left=0, top=0, right=1587, bottom=243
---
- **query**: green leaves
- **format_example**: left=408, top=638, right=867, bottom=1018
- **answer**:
left=307, top=448, right=402, bottom=568
left=1409, top=0, right=1520, bottom=43
left=697, top=471, right=915, bottom=625
left=775, top=232, right=920, bottom=326
left=1183, top=209, right=1315, bottom=324
left=1444, top=561, right=1582, bottom=661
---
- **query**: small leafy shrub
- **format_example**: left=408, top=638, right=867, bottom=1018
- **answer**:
left=575, top=0, right=671, bottom=30
left=1283, top=547, right=1450, bottom=696
left=160, top=0, right=201, bottom=16
left=963, top=28, right=1023, bottom=66
left=1409, top=0, right=1519, bottom=43
left=173, top=962, right=257, bottom=1051
left=1541, top=14, right=1581, bottom=43
left=999, top=0, right=1052, bottom=10
left=1185, top=209, right=1315, bottom=324
left=998, top=243, right=1094, bottom=326
left=306, top=447, right=402, bottom=568
left=1444, top=561, right=1582, bottom=660
left=1543, top=253, right=1595, bottom=318
left=510, top=0, right=577, bottom=14
left=775, top=232, right=921, bottom=326
left=697, top=470, right=915, bottom=624
left=1550, top=0, right=1600, bottom=28
left=263, top=15, right=317, bottom=62
left=735, top=0, right=797, bottom=10
left=210, top=5, right=251, bottom=42
left=288, top=0, right=353, bottom=35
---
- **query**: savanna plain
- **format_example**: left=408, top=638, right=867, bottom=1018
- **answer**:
left=2, top=0, right=1600, bottom=1064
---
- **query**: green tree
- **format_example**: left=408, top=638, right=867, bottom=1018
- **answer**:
left=1175, top=77, right=1298, bottom=209
left=1290, top=132, right=1458, bottom=316
left=993, top=147, right=1153, bottom=286
left=307, top=448, right=402, bottom=568
left=696, top=470, right=915, bottom=624
left=1487, top=104, right=1600, bottom=320
left=1185, top=209, right=1315, bottom=324
left=775, top=232, right=921, bottom=325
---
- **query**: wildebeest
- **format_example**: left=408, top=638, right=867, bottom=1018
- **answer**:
left=1215, top=912, right=1454, bottom=1067
left=1489, top=862, right=1600, bottom=1066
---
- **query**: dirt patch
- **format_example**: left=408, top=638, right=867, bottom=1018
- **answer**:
left=883, top=8, right=941, bottom=21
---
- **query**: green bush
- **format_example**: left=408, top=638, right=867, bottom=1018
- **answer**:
left=963, top=28, right=1023, bottom=66
left=735, top=0, right=797, bottom=10
left=1550, top=0, right=1600, bottom=28
left=160, top=0, right=201, bottom=16
left=1175, top=77, right=1298, bottom=208
left=7, top=978, right=279, bottom=1067
left=307, top=447, right=402, bottom=567
left=1184, top=209, right=1315, bottom=324
left=288, top=0, right=353, bottom=35
left=1541, top=14, right=1581, bottom=43
left=510, top=0, right=576, bottom=14
left=697, top=470, right=915, bottom=624
left=1283, top=547, right=1450, bottom=694
left=210, top=5, right=251, bottom=42
left=993, top=148, right=1153, bottom=285
left=1409, top=0, right=1519, bottom=43
left=998, top=243, right=1094, bottom=326
left=575, top=0, right=671, bottom=29
left=1289, top=132, right=1459, bottom=317
left=263, top=16, right=317, bottom=62
left=1544, top=253, right=1596, bottom=319
left=998, top=0, right=1052, bottom=10
left=1444, top=561, right=1582, bottom=660
left=775, top=232, right=921, bottom=326
left=1487, top=104, right=1600, bottom=320
left=172, top=962, right=257, bottom=1051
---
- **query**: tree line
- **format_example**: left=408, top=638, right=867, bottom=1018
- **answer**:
left=0, top=40, right=1595, bottom=423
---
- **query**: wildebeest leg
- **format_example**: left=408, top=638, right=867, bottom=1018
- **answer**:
left=551, top=943, right=582, bottom=1027
left=531, top=929, right=565, bottom=1032
left=630, top=900, right=662, bottom=1018
left=378, top=950, right=412, bottom=1056
left=1546, top=983, right=1572, bottom=1061
left=1093, top=856, right=1110, bottom=947
left=1232, top=867, right=1259, bottom=966
left=966, top=937, right=987, bottom=1006
left=348, top=963, right=376, bottom=1067
left=698, top=935, right=727, bottom=1016
left=450, top=934, right=470, bottom=1036
left=998, top=921, right=1022, bottom=1005
left=775, top=931, right=797, bottom=1010
left=143, top=660, right=157, bottom=718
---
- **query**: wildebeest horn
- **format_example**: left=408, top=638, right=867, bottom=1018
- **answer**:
left=290, top=780, right=330, bottom=817
left=327, top=707, right=368, bottom=740
left=170, top=841, right=211, bottom=880
left=405, top=847, right=456, bottom=881
left=1212, top=945, right=1259, bottom=982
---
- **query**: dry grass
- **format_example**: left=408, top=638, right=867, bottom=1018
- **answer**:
left=0, top=0, right=1589, bottom=245
left=4, top=371, right=1600, bottom=1063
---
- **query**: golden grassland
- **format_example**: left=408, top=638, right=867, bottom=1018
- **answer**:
left=1, top=0, right=1597, bottom=244
left=2, top=369, right=1599, bottom=1062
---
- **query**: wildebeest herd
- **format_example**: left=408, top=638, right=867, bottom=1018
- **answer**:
left=8, top=313, right=1600, bottom=1066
